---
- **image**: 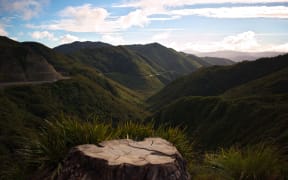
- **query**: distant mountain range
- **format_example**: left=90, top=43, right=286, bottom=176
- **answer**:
left=193, top=50, right=284, bottom=62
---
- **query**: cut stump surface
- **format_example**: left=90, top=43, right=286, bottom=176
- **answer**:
left=58, top=138, right=190, bottom=180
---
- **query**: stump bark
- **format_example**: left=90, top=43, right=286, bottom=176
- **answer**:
left=57, top=138, right=190, bottom=180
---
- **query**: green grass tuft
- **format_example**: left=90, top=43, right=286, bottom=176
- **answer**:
left=204, top=144, right=288, bottom=179
left=114, top=120, right=155, bottom=140
left=18, top=115, right=112, bottom=178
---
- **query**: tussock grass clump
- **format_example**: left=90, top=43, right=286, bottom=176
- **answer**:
left=204, top=144, right=288, bottom=179
left=19, top=116, right=112, bottom=177
left=156, top=126, right=193, bottom=160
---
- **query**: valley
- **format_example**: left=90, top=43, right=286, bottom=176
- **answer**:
left=0, top=36, right=287, bottom=179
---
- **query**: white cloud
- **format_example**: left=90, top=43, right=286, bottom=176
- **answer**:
left=170, top=6, right=288, bottom=19
left=115, top=1, right=288, bottom=26
left=166, top=31, right=288, bottom=53
left=60, top=34, right=80, bottom=44
left=119, top=9, right=149, bottom=29
left=149, top=15, right=181, bottom=21
left=41, top=4, right=117, bottom=33
left=31, top=4, right=154, bottom=33
left=222, top=31, right=259, bottom=50
left=152, top=31, right=171, bottom=41
left=0, top=24, right=8, bottom=36
left=271, top=43, right=288, bottom=52
left=180, top=31, right=262, bottom=52
left=0, top=0, right=48, bottom=20
left=31, top=31, right=58, bottom=41
left=27, top=1, right=288, bottom=34
left=31, top=31, right=84, bottom=44
left=101, top=34, right=125, bottom=45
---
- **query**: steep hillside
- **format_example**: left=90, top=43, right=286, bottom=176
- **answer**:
left=152, top=95, right=288, bottom=150
left=149, top=54, right=288, bottom=109
left=223, top=66, right=288, bottom=98
left=57, top=45, right=164, bottom=94
left=22, top=41, right=143, bottom=104
left=126, top=43, right=204, bottom=75
left=0, top=36, right=62, bottom=82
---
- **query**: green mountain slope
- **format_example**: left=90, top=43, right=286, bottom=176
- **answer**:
left=57, top=44, right=164, bottom=94
left=0, top=36, right=62, bottom=82
left=149, top=54, right=288, bottom=109
left=22, top=41, right=143, bottom=105
left=126, top=43, right=203, bottom=75
left=223, top=66, right=288, bottom=98
left=126, top=44, right=234, bottom=72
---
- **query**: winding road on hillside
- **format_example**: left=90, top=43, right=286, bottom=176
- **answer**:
left=0, top=77, right=70, bottom=88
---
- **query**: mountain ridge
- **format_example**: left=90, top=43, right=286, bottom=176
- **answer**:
left=148, top=54, right=288, bottom=109
left=54, top=41, right=112, bottom=54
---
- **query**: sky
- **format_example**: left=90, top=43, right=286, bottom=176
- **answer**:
left=1, top=0, right=288, bottom=52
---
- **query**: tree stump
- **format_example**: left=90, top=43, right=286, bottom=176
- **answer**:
left=57, top=138, right=190, bottom=180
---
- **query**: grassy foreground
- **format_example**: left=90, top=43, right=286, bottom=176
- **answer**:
left=0, top=115, right=192, bottom=179
left=0, top=115, right=287, bottom=180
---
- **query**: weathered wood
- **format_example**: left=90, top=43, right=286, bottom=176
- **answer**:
left=58, top=138, right=190, bottom=180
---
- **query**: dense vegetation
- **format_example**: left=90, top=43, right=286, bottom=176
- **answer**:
left=0, top=36, right=287, bottom=179
left=0, top=37, right=61, bottom=82
left=152, top=95, right=288, bottom=149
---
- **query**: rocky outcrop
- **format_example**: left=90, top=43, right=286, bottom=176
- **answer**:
left=57, top=138, right=190, bottom=180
